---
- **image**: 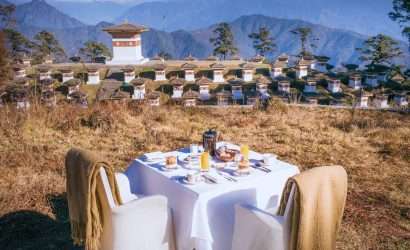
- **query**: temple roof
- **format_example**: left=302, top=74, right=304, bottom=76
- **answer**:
left=103, top=22, right=148, bottom=34
left=250, top=54, right=265, bottom=63
left=151, top=55, right=165, bottom=62
left=256, top=76, right=271, bottom=84
left=181, top=63, right=197, bottom=70
left=230, top=55, right=242, bottom=61
left=121, top=65, right=135, bottom=72
left=272, top=60, right=287, bottom=68
left=69, top=91, right=87, bottom=99
left=130, top=77, right=149, bottom=86
left=12, top=64, right=26, bottom=71
left=153, top=63, right=167, bottom=71
left=170, top=77, right=185, bottom=86
left=183, top=90, right=199, bottom=99
left=228, top=77, right=245, bottom=85
left=146, top=91, right=161, bottom=99
left=37, top=65, right=51, bottom=73
left=216, top=90, right=232, bottom=97
left=64, top=78, right=81, bottom=87
left=276, top=76, right=291, bottom=82
left=277, top=54, right=289, bottom=61
left=241, top=63, right=255, bottom=70
left=210, top=63, right=225, bottom=69
left=59, top=67, right=74, bottom=73
left=206, top=55, right=219, bottom=61
left=196, top=76, right=212, bottom=85
left=40, top=78, right=54, bottom=86
left=184, top=54, right=197, bottom=61
left=87, top=66, right=100, bottom=72
left=350, top=72, right=362, bottom=78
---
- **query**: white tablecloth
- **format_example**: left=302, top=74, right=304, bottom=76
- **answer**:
left=125, top=142, right=299, bottom=250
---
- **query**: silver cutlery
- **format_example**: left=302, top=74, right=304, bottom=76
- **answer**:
left=251, top=164, right=271, bottom=173
left=217, top=171, right=238, bottom=182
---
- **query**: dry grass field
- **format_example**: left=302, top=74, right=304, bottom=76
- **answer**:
left=0, top=101, right=409, bottom=249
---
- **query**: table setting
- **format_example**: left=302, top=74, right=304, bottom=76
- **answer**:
left=125, top=129, right=300, bottom=250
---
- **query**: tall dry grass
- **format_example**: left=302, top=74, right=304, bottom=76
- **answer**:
left=0, top=102, right=409, bottom=249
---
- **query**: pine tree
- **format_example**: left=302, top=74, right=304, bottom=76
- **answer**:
left=33, top=30, right=66, bottom=63
left=389, top=0, right=410, bottom=50
left=158, top=51, right=172, bottom=60
left=210, top=22, right=238, bottom=60
left=290, top=27, right=318, bottom=57
left=248, top=27, right=276, bottom=56
left=0, top=3, right=16, bottom=84
left=356, top=34, right=403, bottom=66
left=0, top=32, right=12, bottom=84
left=3, top=28, right=34, bottom=58
left=79, top=41, right=111, bottom=62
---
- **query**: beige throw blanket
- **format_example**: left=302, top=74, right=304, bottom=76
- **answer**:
left=65, top=148, right=122, bottom=250
left=278, top=165, right=348, bottom=250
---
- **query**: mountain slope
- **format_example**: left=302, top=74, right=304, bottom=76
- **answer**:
left=118, top=0, right=403, bottom=40
left=14, top=0, right=85, bottom=29
left=187, top=15, right=368, bottom=65
left=47, top=1, right=133, bottom=25
left=11, top=1, right=409, bottom=66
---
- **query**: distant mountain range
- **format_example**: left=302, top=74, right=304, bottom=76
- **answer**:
left=14, top=0, right=84, bottom=29
left=117, top=0, right=403, bottom=40
left=6, top=0, right=410, bottom=66
left=4, top=0, right=403, bottom=40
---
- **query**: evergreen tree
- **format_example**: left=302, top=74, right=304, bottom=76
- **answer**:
left=210, top=22, right=238, bottom=60
left=0, top=3, right=16, bottom=84
left=3, top=28, right=34, bottom=57
left=343, top=64, right=359, bottom=71
left=0, top=3, right=15, bottom=27
left=79, top=41, right=111, bottom=62
left=0, top=32, right=11, bottom=83
left=356, top=34, right=403, bottom=66
left=290, top=27, right=318, bottom=56
left=248, top=27, right=276, bottom=56
left=389, top=0, right=410, bottom=50
left=33, top=30, right=66, bottom=63
left=158, top=51, right=172, bottom=60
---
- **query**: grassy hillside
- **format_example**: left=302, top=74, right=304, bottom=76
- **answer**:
left=0, top=103, right=409, bottom=249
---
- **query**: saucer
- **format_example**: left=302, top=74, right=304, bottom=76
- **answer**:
left=161, top=164, right=178, bottom=171
left=181, top=177, right=201, bottom=185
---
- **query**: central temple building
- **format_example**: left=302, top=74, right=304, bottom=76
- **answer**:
left=103, top=22, right=149, bottom=65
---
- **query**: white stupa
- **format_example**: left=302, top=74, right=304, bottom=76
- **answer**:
left=103, top=22, right=149, bottom=65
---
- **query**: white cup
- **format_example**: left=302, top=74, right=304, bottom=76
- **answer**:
left=187, top=171, right=201, bottom=183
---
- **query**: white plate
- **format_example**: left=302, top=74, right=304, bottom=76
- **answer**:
left=160, top=165, right=179, bottom=172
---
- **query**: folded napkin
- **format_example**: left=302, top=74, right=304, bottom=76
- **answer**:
left=143, top=152, right=164, bottom=161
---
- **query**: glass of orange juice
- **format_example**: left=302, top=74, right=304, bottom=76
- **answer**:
left=240, top=144, right=249, bottom=161
left=200, top=151, right=210, bottom=172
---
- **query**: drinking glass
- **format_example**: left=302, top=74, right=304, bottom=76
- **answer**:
left=200, top=151, right=210, bottom=172
left=234, top=153, right=243, bottom=168
left=240, top=144, right=249, bottom=161
left=190, top=144, right=199, bottom=155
